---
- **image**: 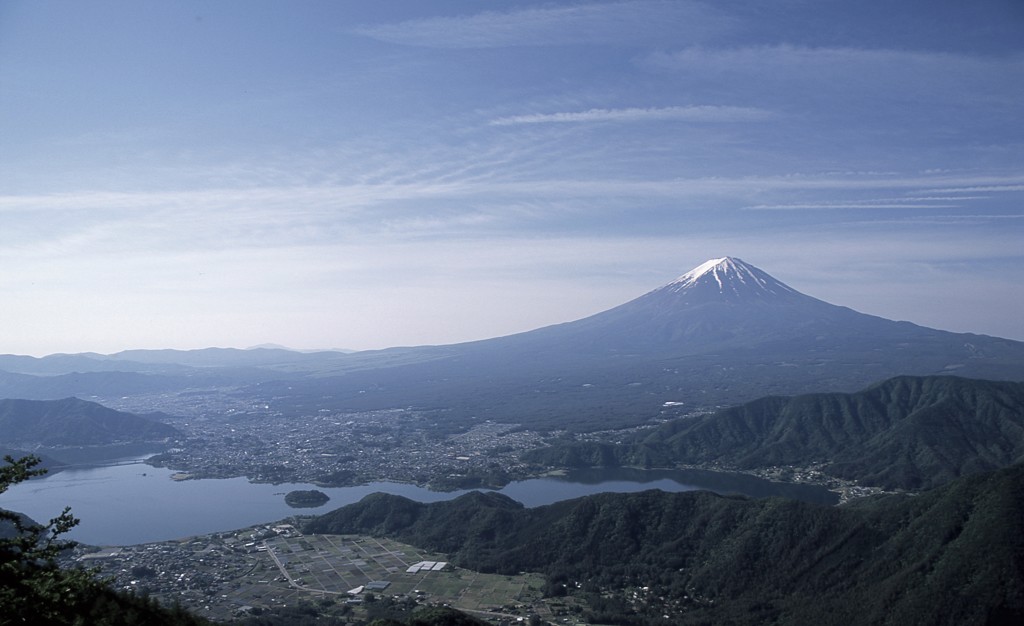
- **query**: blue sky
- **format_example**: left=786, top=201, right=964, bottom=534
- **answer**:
left=1, top=0, right=1022, bottom=355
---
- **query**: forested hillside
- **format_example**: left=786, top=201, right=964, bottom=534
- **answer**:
left=306, top=463, right=1024, bottom=625
left=525, top=375, right=1024, bottom=490
left=0, top=397, right=178, bottom=447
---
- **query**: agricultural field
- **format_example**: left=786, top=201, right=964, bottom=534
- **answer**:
left=261, top=534, right=552, bottom=621
left=76, top=526, right=559, bottom=623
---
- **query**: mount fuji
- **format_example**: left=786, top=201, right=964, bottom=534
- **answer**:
left=3, top=258, right=1022, bottom=432
left=249, top=257, right=1024, bottom=430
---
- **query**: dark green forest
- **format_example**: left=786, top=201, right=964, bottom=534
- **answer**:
left=306, top=462, right=1024, bottom=625
left=232, top=603, right=488, bottom=626
left=525, top=375, right=1024, bottom=490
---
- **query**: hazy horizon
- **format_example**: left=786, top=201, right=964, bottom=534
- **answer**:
left=7, top=252, right=1024, bottom=359
left=2, top=1, right=1022, bottom=355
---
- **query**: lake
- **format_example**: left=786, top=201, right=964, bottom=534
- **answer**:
left=2, top=456, right=836, bottom=546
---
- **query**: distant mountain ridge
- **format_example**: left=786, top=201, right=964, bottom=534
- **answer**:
left=0, top=398, right=179, bottom=447
left=525, top=375, right=1024, bottom=490
left=0, top=346, right=348, bottom=375
left=2, top=258, right=1023, bottom=432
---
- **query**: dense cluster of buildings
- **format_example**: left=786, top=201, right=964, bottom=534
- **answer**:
left=74, top=524, right=297, bottom=620
left=145, top=407, right=548, bottom=489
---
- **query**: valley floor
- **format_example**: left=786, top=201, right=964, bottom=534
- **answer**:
left=70, top=524, right=568, bottom=624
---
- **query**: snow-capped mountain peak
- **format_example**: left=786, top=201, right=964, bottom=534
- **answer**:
left=662, top=257, right=800, bottom=299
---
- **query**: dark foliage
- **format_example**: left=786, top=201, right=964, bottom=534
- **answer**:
left=370, top=605, right=488, bottom=625
left=234, top=603, right=350, bottom=626
left=527, top=375, right=1024, bottom=490
left=305, top=463, right=1024, bottom=625
left=0, top=455, right=210, bottom=626
left=285, top=489, right=331, bottom=508
left=406, top=606, right=489, bottom=625
left=233, top=602, right=486, bottom=626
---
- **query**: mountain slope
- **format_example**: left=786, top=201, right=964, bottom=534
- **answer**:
left=306, top=463, right=1024, bottom=625
left=657, top=375, right=1024, bottom=489
left=525, top=375, right=1024, bottom=490
left=0, top=398, right=179, bottom=447
left=251, top=258, right=1024, bottom=430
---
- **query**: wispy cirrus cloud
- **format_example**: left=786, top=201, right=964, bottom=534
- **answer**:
left=644, top=45, right=1024, bottom=107
left=745, top=194, right=986, bottom=211
left=897, top=196, right=991, bottom=202
left=842, top=214, right=1024, bottom=227
left=352, top=1, right=732, bottom=49
left=2, top=171, right=1020, bottom=219
left=490, top=105, right=773, bottom=126
left=928, top=184, right=1024, bottom=193
left=2, top=169, right=1021, bottom=262
left=747, top=203, right=960, bottom=210
left=647, top=44, right=1024, bottom=79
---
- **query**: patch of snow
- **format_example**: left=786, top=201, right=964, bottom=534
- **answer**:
left=663, top=257, right=799, bottom=297
left=667, top=257, right=728, bottom=289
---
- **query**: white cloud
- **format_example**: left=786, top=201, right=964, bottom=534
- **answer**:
left=1, top=170, right=1021, bottom=262
left=644, top=45, right=1024, bottom=107
left=353, top=1, right=731, bottom=48
left=490, top=105, right=773, bottom=126
left=899, top=196, right=991, bottom=202
left=747, top=203, right=959, bottom=211
left=841, top=215, right=1024, bottom=227
left=648, top=44, right=1024, bottom=78
left=928, top=184, right=1024, bottom=193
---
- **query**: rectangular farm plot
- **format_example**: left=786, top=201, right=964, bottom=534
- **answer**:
left=255, top=533, right=546, bottom=613
left=262, top=535, right=445, bottom=594
left=405, top=560, right=449, bottom=573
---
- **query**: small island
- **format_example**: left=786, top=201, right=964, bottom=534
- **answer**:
left=284, top=489, right=330, bottom=508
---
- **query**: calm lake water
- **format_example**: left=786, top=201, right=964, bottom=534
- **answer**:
left=2, top=455, right=836, bottom=546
